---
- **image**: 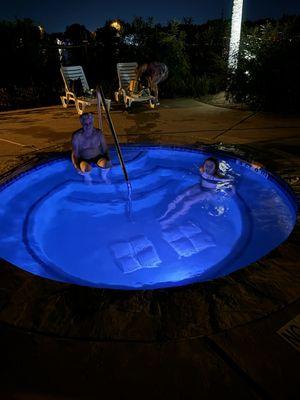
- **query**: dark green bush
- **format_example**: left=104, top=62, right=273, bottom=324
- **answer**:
left=1, top=16, right=298, bottom=112
left=0, top=17, right=229, bottom=109
left=227, top=16, right=300, bottom=112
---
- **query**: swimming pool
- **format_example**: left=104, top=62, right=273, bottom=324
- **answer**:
left=0, top=146, right=297, bottom=289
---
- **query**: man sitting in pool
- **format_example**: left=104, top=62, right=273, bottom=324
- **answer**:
left=71, top=112, right=111, bottom=174
left=158, top=157, right=233, bottom=227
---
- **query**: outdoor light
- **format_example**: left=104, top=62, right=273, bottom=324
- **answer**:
left=110, top=20, right=121, bottom=31
left=56, top=38, right=63, bottom=60
left=228, top=0, right=244, bottom=70
left=38, top=25, right=45, bottom=38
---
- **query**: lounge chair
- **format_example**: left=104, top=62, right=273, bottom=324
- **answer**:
left=60, top=65, right=111, bottom=115
left=115, top=62, right=155, bottom=108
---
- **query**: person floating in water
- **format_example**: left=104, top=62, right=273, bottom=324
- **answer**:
left=136, top=62, right=168, bottom=105
left=199, top=157, right=230, bottom=189
left=158, top=157, right=233, bottom=227
left=71, top=113, right=111, bottom=180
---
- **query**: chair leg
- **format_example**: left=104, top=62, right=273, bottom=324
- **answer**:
left=106, top=99, right=111, bottom=112
left=149, top=99, right=155, bottom=109
left=125, top=97, right=132, bottom=108
left=60, top=96, right=68, bottom=108
left=81, top=102, right=87, bottom=114
left=100, top=99, right=111, bottom=112
left=75, top=100, right=86, bottom=115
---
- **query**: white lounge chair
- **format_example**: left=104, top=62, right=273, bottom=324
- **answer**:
left=115, top=62, right=155, bottom=108
left=60, top=65, right=111, bottom=115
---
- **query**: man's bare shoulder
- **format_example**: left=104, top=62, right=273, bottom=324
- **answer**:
left=93, top=127, right=103, bottom=136
left=72, top=129, right=83, bottom=143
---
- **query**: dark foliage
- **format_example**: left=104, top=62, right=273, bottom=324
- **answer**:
left=227, top=16, right=300, bottom=112
left=0, top=16, right=299, bottom=112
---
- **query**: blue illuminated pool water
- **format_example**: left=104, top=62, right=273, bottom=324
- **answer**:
left=0, top=146, right=297, bottom=289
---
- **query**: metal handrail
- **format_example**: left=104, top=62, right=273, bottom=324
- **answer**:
left=96, top=87, right=130, bottom=184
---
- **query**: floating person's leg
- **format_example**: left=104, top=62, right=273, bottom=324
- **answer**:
left=158, top=195, right=184, bottom=221
left=160, top=191, right=212, bottom=228
left=158, top=185, right=200, bottom=221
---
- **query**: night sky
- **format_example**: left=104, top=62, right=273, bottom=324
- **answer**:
left=1, top=0, right=299, bottom=32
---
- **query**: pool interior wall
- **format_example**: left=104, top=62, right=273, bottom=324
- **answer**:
left=0, top=146, right=297, bottom=289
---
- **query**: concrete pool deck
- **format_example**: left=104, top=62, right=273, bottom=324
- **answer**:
left=0, top=99, right=299, bottom=399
